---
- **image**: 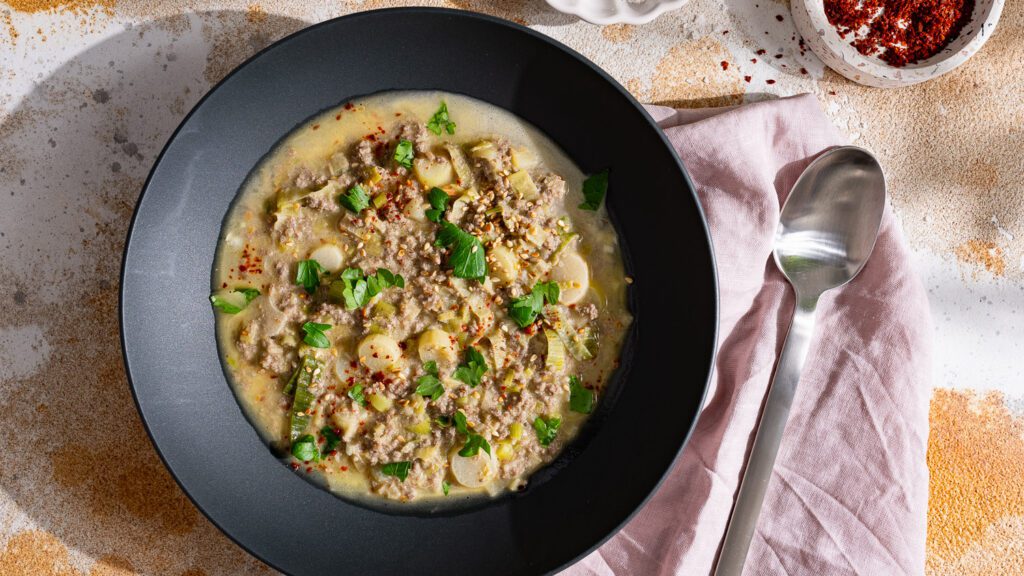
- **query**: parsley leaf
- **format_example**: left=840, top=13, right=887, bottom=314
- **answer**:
left=295, top=259, right=326, bottom=293
left=533, top=415, right=561, bottom=447
left=436, top=221, right=487, bottom=280
left=579, top=169, right=609, bottom=211
left=381, top=461, right=412, bottom=482
left=347, top=383, right=366, bottom=406
left=320, top=426, right=342, bottom=454
left=291, top=434, right=320, bottom=462
left=426, top=102, right=456, bottom=135
left=507, top=281, right=560, bottom=328
left=301, top=321, right=332, bottom=348
left=425, top=187, right=450, bottom=223
left=459, top=433, right=491, bottom=457
left=329, top=267, right=405, bottom=310
left=414, top=360, right=445, bottom=401
left=442, top=480, right=451, bottom=495
left=394, top=139, right=414, bottom=169
left=338, top=184, right=370, bottom=213
left=453, top=346, right=488, bottom=388
left=569, top=375, right=594, bottom=414
left=453, top=410, right=469, bottom=435
left=210, top=287, right=260, bottom=314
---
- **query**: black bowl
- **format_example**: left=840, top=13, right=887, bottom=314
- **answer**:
left=121, top=8, right=717, bottom=575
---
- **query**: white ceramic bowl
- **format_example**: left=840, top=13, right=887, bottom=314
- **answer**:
left=792, top=0, right=1004, bottom=88
left=545, top=0, right=689, bottom=25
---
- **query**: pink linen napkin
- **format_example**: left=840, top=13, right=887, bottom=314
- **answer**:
left=567, top=94, right=932, bottom=576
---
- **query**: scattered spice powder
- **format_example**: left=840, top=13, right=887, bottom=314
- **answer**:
left=824, top=0, right=975, bottom=66
left=720, top=60, right=729, bottom=70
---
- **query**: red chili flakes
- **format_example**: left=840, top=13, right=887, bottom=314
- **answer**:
left=744, top=75, right=752, bottom=83
left=290, top=462, right=300, bottom=471
left=776, top=14, right=784, bottom=21
left=341, top=466, right=349, bottom=472
left=751, top=58, right=758, bottom=63
left=335, top=114, right=342, bottom=121
left=766, top=79, right=777, bottom=84
left=237, top=244, right=263, bottom=275
left=800, top=67, right=808, bottom=75
left=774, top=54, right=783, bottom=59
left=343, top=102, right=355, bottom=110
left=756, top=48, right=767, bottom=55
left=221, top=282, right=228, bottom=288
left=720, top=60, right=730, bottom=71
left=312, top=124, right=320, bottom=131
left=824, top=0, right=975, bottom=67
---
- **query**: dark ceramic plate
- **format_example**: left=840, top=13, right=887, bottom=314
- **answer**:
left=121, top=8, right=717, bottom=576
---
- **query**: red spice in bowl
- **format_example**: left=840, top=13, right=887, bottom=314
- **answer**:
left=824, top=0, right=976, bottom=67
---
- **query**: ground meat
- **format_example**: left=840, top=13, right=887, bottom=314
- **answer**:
left=398, top=121, right=434, bottom=157
left=260, top=337, right=292, bottom=374
left=236, top=319, right=260, bottom=362
left=537, top=174, right=566, bottom=206
left=354, top=139, right=376, bottom=166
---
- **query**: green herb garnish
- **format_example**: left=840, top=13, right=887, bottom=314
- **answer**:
left=381, top=461, right=412, bottom=482
left=453, top=346, right=488, bottom=388
left=442, top=480, right=451, bottom=495
left=569, top=375, right=594, bottom=414
left=295, top=259, right=326, bottom=293
left=414, top=360, right=445, bottom=401
left=507, top=281, right=560, bottom=328
left=209, top=287, right=260, bottom=314
left=320, top=426, right=342, bottom=455
left=435, top=415, right=453, bottom=427
left=338, top=184, right=370, bottom=213
left=291, top=434, right=320, bottom=462
left=425, top=187, right=449, bottom=223
left=329, top=267, right=405, bottom=310
left=453, top=410, right=469, bottom=435
left=426, top=102, right=456, bottom=135
left=459, top=433, right=491, bottom=457
left=301, top=321, right=332, bottom=348
left=578, top=169, right=608, bottom=211
left=435, top=221, right=487, bottom=280
left=533, top=415, right=561, bottom=447
left=348, top=383, right=366, bottom=406
left=394, top=139, right=414, bottom=169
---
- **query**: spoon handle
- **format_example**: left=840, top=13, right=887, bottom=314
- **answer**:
left=713, top=293, right=819, bottom=576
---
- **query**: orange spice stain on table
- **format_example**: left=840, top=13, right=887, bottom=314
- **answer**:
left=3, top=0, right=115, bottom=14
left=650, top=38, right=745, bottom=109
left=926, top=389, right=1024, bottom=574
left=954, top=239, right=1006, bottom=277
left=601, top=23, right=635, bottom=43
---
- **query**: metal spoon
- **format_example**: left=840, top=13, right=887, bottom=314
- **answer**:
left=714, top=146, right=887, bottom=576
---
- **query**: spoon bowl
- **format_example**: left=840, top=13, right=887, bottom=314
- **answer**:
left=775, top=146, right=887, bottom=298
left=715, top=146, right=886, bottom=576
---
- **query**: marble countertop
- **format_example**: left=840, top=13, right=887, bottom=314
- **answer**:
left=1, top=1, right=1021, bottom=575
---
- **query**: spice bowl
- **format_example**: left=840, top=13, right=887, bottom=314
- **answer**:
left=792, top=0, right=1004, bottom=88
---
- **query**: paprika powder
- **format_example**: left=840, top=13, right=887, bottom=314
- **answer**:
left=824, top=0, right=976, bottom=67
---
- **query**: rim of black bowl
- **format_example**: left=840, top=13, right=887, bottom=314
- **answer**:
left=120, top=7, right=718, bottom=576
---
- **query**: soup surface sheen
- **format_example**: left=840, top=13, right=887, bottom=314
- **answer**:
left=213, top=91, right=631, bottom=503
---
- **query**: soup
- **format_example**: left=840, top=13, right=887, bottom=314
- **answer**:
left=211, top=92, right=631, bottom=503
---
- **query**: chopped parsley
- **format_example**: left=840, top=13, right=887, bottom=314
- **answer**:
left=381, top=461, right=412, bottom=482
left=394, top=139, right=414, bottom=169
left=569, top=375, right=594, bottom=414
left=578, top=169, right=609, bottom=211
left=442, top=480, right=451, bottom=496
left=291, top=434, right=320, bottom=462
left=453, top=346, right=488, bottom=388
left=435, top=221, right=487, bottom=280
left=301, top=321, right=331, bottom=348
left=414, top=360, right=445, bottom=401
left=329, top=267, right=405, bottom=310
left=453, top=410, right=469, bottom=435
left=533, top=415, right=561, bottom=447
left=459, top=433, right=491, bottom=457
left=451, top=409, right=490, bottom=457
left=348, top=383, right=366, bottom=406
left=320, top=426, right=342, bottom=455
left=295, top=259, right=326, bottom=293
left=426, top=102, right=456, bottom=135
left=209, top=287, right=260, bottom=314
left=425, top=187, right=449, bottom=223
left=508, top=281, right=560, bottom=328
left=338, top=184, right=370, bottom=213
